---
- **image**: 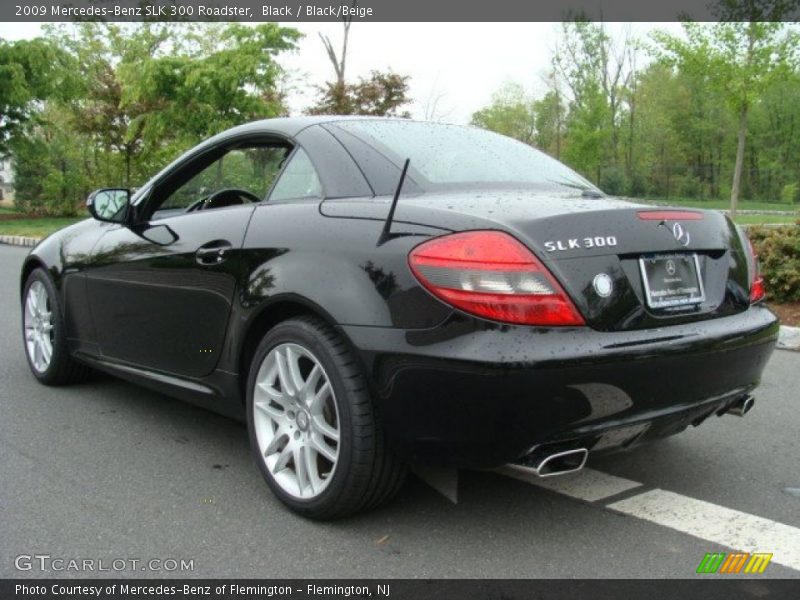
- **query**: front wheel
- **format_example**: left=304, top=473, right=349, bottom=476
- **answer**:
left=22, top=268, right=90, bottom=385
left=246, top=316, right=406, bottom=519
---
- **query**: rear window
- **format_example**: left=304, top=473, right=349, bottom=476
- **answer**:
left=335, top=120, right=595, bottom=192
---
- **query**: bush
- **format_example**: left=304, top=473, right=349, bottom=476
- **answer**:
left=599, top=167, right=627, bottom=196
left=748, top=224, right=800, bottom=303
left=781, top=182, right=799, bottom=205
left=676, top=174, right=704, bottom=199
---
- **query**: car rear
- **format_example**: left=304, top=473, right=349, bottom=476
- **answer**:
left=319, top=119, right=779, bottom=469
left=337, top=205, right=777, bottom=468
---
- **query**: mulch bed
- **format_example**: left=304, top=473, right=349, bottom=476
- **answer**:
left=768, top=302, right=800, bottom=327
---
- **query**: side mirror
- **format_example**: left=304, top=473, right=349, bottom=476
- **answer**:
left=87, top=188, right=131, bottom=223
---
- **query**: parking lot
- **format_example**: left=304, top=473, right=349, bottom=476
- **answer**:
left=0, top=242, right=798, bottom=579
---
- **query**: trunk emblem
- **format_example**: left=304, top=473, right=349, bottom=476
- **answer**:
left=672, top=222, right=691, bottom=247
left=592, top=273, right=614, bottom=298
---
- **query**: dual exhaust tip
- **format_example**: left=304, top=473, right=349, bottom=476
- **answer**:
left=511, top=395, right=755, bottom=478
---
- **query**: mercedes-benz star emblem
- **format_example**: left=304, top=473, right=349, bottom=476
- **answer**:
left=666, top=259, right=676, bottom=276
left=672, top=222, right=691, bottom=247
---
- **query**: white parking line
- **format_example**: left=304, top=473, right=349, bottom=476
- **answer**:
left=497, top=465, right=642, bottom=502
left=608, top=489, right=800, bottom=572
left=497, top=467, right=800, bottom=572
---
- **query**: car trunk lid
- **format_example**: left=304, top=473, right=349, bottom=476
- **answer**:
left=321, top=190, right=753, bottom=331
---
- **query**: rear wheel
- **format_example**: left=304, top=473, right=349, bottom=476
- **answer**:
left=22, top=268, right=90, bottom=385
left=246, top=316, right=406, bottom=519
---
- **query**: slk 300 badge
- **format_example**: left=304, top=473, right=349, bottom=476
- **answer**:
left=544, top=236, right=618, bottom=252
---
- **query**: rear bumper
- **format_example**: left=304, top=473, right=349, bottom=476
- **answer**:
left=343, top=305, right=779, bottom=467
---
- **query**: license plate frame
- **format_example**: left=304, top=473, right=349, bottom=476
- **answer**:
left=638, top=253, right=705, bottom=309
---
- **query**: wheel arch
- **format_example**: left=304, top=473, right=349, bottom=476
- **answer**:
left=20, top=256, right=49, bottom=298
left=236, top=294, right=362, bottom=402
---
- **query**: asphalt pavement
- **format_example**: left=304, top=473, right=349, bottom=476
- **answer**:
left=0, top=243, right=798, bottom=579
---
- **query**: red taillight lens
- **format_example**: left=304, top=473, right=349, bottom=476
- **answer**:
left=746, top=238, right=766, bottom=303
left=408, top=231, right=585, bottom=326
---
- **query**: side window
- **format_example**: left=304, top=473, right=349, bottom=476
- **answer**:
left=269, top=148, right=323, bottom=202
left=155, top=144, right=290, bottom=215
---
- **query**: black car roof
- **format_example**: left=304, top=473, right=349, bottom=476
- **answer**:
left=219, top=115, right=402, bottom=138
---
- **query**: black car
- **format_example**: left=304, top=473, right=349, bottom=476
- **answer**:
left=20, top=117, right=778, bottom=519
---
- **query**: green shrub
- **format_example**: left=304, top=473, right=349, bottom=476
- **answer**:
left=676, top=174, right=704, bottom=200
left=748, top=224, right=800, bottom=303
left=599, top=167, right=627, bottom=196
left=781, top=183, right=799, bottom=205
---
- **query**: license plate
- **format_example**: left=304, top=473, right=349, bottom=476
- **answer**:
left=639, top=253, right=705, bottom=309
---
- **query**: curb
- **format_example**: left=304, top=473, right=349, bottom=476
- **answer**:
left=0, top=234, right=41, bottom=247
left=778, top=325, right=800, bottom=352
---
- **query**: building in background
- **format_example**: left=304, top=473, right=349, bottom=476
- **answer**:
left=0, top=155, right=14, bottom=202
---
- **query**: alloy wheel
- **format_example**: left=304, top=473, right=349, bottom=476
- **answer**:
left=252, top=342, right=340, bottom=499
left=24, top=281, right=54, bottom=373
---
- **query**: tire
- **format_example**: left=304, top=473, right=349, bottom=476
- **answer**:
left=246, top=316, right=407, bottom=519
left=21, top=268, right=91, bottom=385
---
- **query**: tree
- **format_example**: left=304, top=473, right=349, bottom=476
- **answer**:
left=471, top=83, right=537, bottom=144
left=12, top=104, right=92, bottom=215
left=122, top=23, right=301, bottom=144
left=421, top=75, right=454, bottom=121
left=316, top=13, right=352, bottom=114
left=562, top=80, right=612, bottom=185
left=307, top=15, right=411, bottom=116
left=0, top=37, right=75, bottom=154
left=308, top=71, right=411, bottom=117
left=533, top=88, right=566, bottom=159
left=552, top=20, right=636, bottom=171
left=654, top=4, right=798, bottom=215
left=8, top=22, right=300, bottom=214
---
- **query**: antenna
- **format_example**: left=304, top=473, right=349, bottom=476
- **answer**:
left=377, top=158, right=410, bottom=246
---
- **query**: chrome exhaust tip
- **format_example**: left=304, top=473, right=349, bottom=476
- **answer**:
left=726, top=395, right=755, bottom=417
left=513, top=447, right=589, bottom=478
left=537, top=448, right=589, bottom=477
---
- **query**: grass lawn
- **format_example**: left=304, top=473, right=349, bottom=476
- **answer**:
left=733, top=214, right=798, bottom=225
left=642, top=197, right=798, bottom=213
left=0, top=217, right=84, bottom=238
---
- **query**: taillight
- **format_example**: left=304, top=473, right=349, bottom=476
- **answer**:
left=746, top=238, right=765, bottom=303
left=408, top=231, right=585, bottom=326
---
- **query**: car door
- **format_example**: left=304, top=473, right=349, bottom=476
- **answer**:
left=85, top=140, right=290, bottom=378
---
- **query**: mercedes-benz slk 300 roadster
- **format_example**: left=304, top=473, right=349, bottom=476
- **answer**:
left=20, top=117, right=778, bottom=518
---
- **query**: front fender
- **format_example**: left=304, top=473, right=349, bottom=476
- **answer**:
left=19, top=218, right=104, bottom=294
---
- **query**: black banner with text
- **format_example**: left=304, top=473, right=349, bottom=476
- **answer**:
left=3, top=579, right=800, bottom=600
left=2, top=0, right=800, bottom=23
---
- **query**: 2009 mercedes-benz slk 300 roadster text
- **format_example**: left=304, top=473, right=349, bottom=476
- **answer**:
left=19, top=117, right=779, bottom=518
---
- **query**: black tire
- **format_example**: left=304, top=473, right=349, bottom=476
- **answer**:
left=246, top=316, right=407, bottom=519
left=21, top=268, right=91, bottom=385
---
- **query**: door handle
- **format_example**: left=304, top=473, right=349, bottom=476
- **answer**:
left=195, top=241, right=233, bottom=265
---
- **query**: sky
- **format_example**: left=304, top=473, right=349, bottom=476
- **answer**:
left=0, top=21, right=684, bottom=123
